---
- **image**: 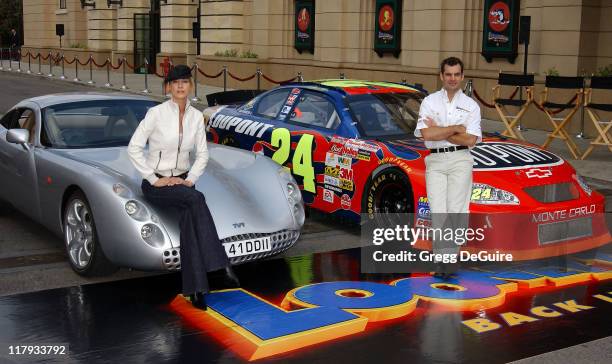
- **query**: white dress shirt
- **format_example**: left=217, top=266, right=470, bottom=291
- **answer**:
left=414, top=88, right=482, bottom=149
left=128, top=98, right=209, bottom=185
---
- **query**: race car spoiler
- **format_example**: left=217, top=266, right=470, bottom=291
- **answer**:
left=206, top=90, right=265, bottom=107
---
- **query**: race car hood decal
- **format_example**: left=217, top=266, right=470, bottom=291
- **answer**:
left=471, top=142, right=564, bottom=171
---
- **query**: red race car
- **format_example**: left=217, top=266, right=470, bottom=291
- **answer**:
left=204, top=80, right=610, bottom=260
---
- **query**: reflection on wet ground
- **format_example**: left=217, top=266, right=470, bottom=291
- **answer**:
left=0, top=246, right=610, bottom=363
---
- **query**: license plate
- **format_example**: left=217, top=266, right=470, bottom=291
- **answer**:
left=223, top=236, right=272, bottom=258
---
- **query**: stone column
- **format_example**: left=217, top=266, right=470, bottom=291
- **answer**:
left=201, top=0, right=245, bottom=56
left=114, top=0, right=151, bottom=67
left=158, top=0, right=198, bottom=66
left=86, top=0, right=117, bottom=65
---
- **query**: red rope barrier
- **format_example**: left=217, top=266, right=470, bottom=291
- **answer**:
left=41, top=53, right=50, bottom=61
left=198, top=68, right=223, bottom=78
left=228, top=71, right=256, bottom=82
left=472, top=89, right=496, bottom=109
left=262, top=73, right=298, bottom=84
left=91, top=58, right=109, bottom=68
left=77, top=57, right=90, bottom=66
left=109, top=59, right=123, bottom=70
left=32, top=53, right=40, bottom=60
left=64, top=57, right=76, bottom=65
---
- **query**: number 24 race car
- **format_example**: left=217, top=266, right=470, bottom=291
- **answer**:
left=203, top=80, right=611, bottom=260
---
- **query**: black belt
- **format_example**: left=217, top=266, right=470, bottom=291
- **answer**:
left=429, top=146, right=468, bottom=154
left=155, top=172, right=188, bottom=179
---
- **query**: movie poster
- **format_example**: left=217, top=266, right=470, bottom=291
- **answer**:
left=481, top=0, right=520, bottom=63
left=374, top=0, right=402, bottom=57
left=295, top=0, right=315, bottom=54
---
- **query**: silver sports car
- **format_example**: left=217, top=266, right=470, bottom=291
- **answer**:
left=0, top=93, right=304, bottom=276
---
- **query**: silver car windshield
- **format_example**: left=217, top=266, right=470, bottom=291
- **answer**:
left=42, top=100, right=158, bottom=148
left=347, top=92, right=424, bottom=138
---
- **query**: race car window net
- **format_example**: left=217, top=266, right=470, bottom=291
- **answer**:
left=347, top=92, right=424, bottom=138
left=288, top=91, right=340, bottom=130
left=254, top=89, right=291, bottom=118
left=41, top=100, right=158, bottom=149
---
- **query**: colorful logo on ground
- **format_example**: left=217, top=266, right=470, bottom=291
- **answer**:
left=297, top=8, right=311, bottom=32
left=170, top=255, right=612, bottom=361
left=488, top=1, right=510, bottom=32
left=378, top=5, right=394, bottom=32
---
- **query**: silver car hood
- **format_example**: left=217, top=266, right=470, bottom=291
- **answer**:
left=50, top=144, right=294, bottom=241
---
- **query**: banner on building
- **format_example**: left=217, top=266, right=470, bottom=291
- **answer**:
left=295, top=0, right=315, bottom=54
left=374, top=0, right=402, bottom=58
left=481, top=0, right=520, bottom=63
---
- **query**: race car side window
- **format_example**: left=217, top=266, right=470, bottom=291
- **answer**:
left=255, top=89, right=291, bottom=118
left=288, top=91, right=340, bottom=130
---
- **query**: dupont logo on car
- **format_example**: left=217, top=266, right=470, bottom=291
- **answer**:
left=525, top=168, right=553, bottom=178
left=471, top=143, right=564, bottom=171
left=210, top=113, right=274, bottom=138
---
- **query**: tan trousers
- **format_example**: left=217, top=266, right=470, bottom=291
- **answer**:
left=425, top=149, right=473, bottom=256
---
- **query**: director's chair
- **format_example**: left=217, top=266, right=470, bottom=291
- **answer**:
left=581, top=76, right=612, bottom=159
left=540, top=76, right=584, bottom=159
left=493, top=73, right=534, bottom=140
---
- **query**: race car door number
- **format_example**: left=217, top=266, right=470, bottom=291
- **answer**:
left=223, top=236, right=272, bottom=258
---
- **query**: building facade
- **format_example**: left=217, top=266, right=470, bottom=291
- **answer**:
left=21, top=0, right=612, bottom=133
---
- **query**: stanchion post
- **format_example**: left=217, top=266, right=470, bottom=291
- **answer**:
left=339, top=72, right=345, bottom=79
left=256, top=68, right=261, bottom=91
left=47, top=52, right=54, bottom=77
left=74, top=55, right=80, bottom=82
left=60, top=53, right=66, bottom=79
left=17, top=50, right=21, bottom=72
left=0, top=49, right=4, bottom=71
left=105, top=57, right=112, bottom=87
left=87, top=55, right=94, bottom=84
left=191, top=63, right=201, bottom=102
left=223, top=65, right=227, bottom=92
left=142, top=58, right=150, bottom=93
left=297, top=71, right=303, bottom=82
left=27, top=51, right=31, bottom=73
left=8, top=49, right=13, bottom=71
left=37, top=52, right=42, bottom=75
left=121, top=56, right=128, bottom=90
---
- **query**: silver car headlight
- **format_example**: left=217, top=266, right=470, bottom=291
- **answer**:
left=573, top=174, right=592, bottom=196
left=471, top=183, right=520, bottom=205
left=125, top=200, right=150, bottom=221
left=141, top=223, right=165, bottom=248
left=113, top=183, right=132, bottom=198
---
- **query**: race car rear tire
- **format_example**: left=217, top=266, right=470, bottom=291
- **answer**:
left=63, top=190, right=118, bottom=277
left=362, top=168, right=414, bottom=226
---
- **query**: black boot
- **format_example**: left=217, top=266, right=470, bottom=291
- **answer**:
left=189, top=292, right=207, bottom=310
left=222, top=266, right=240, bottom=288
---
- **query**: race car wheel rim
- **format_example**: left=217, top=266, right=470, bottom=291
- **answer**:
left=65, top=199, right=94, bottom=269
left=375, top=183, right=410, bottom=213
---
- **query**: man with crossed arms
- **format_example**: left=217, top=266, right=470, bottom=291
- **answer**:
left=414, top=57, right=482, bottom=278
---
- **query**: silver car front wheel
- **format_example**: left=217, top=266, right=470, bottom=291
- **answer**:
left=63, top=191, right=117, bottom=276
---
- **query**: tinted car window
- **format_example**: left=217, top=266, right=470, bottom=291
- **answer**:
left=42, top=100, right=157, bottom=148
left=255, top=89, right=290, bottom=118
left=347, top=92, right=423, bottom=138
left=289, top=91, right=340, bottom=130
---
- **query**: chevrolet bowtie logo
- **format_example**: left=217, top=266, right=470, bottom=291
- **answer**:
left=525, top=168, right=552, bottom=178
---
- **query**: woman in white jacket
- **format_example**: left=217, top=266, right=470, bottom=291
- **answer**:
left=128, top=65, right=239, bottom=310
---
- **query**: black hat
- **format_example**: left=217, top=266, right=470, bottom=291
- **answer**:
left=165, top=64, right=192, bottom=83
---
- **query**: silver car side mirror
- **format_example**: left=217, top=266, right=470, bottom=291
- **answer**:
left=6, top=129, right=31, bottom=150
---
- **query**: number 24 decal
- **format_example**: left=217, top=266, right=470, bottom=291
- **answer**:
left=270, top=128, right=316, bottom=193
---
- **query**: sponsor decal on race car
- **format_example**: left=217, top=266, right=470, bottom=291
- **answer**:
left=378, top=156, right=412, bottom=173
left=286, top=94, right=298, bottom=105
left=471, top=143, right=563, bottom=171
left=525, top=168, right=553, bottom=178
left=531, top=204, right=596, bottom=223
left=211, top=114, right=274, bottom=138
left=340, top=179, right=354, bottom=191
left=341, top=194, right=352, bottom=209
left=323, top=189, right=334, bottom=203
left=337, top=156, right=352, bottom=168
left=324, top=175, right=341, bottom=187
left=325, top=166, right=340, bottom=178
left=417, top=196, right=431, bottom=220
left=325, top=152, right=338, bottom=167
left=324, top=184, right=343, bottom=193
left=357, top=149, right=371, bottom=161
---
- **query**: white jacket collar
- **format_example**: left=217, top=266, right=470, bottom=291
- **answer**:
left=167, top=97, right=191, bottom=113
left=441, top=88, right=463, bottom=103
